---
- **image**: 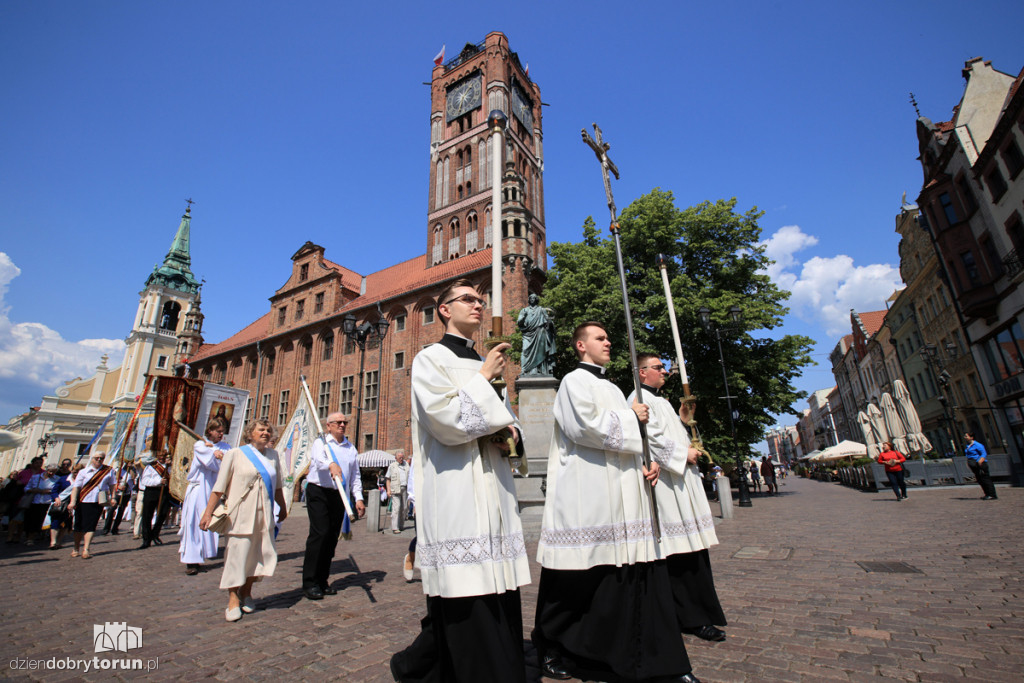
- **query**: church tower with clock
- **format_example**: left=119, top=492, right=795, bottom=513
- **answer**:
left=427, top=32, right=546, bottom=312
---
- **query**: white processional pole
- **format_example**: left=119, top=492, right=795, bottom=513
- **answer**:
left=299, top=374, right=356, bottom=523
left=488, top=109, right=507, bottom=337
left=656, top=254, right=692, bottom=398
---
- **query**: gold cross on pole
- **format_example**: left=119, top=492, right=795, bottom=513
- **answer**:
left=580, top=123, right=621, bottom=225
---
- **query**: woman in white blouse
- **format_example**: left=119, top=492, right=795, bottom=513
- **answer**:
left=67, top=452, right=115, bottom=559
left=200, top=418, right=288, bottom=622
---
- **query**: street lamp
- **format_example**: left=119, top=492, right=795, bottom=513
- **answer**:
left=698, top=305, right=752, bottom=507
left=37, top=432, right=57, bottom=462
left=342, top=312, right=391, bottom=448
left=921, top=343, right=961, bottom=455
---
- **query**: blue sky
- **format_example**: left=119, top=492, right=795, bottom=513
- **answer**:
left=1, top=1, right=1022, bottom=427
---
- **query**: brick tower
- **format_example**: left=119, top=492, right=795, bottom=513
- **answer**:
left=427, top=31, right=547, bottom=326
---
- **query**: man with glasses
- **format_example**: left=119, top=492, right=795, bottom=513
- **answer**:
left=302, top=412, right=363, bottom=600
left=385, top=450, right=410, bottom=533
left=391, top=279, right=530, bottom=683
left=631, top=353, right=727, bottom=644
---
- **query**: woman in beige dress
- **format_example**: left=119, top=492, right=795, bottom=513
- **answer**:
left=200, top=418, right=288, bottom=622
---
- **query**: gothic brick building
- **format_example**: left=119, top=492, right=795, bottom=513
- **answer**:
left=188, top=32, right=547, bottom=453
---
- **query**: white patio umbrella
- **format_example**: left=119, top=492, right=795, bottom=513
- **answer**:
left=0, top=430, right=26, bottom=452
left=357, top=450, right=396, bottom=468
left=798, top=450, right=821, bottom=461
left=880, top=393, right=909, bottom=453
left=818, top=439, right=868, bottom=460
left=857, top=411, right=880, bottom=459
left=866, top=404, right=889, bottom=459
left=893, top=380, right=933, bottom=455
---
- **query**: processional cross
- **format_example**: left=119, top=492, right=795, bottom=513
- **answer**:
left=580, top=123, right=661, bottom=540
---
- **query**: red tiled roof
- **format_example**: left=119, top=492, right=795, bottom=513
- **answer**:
left=322, top=257, right=363, bottom=292
left=858, top=310, right=888, bottom=337
left=190, top=249, right=495, bottom=361
left=190, top=313, right=271, bottom=362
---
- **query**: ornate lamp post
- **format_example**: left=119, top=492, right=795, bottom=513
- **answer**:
left=699, top=305, right=752, bottom=507
left=921, top=342, right=961, bottom=456
left=37, top=432, right=57, bottom=463
left=342, top=313, right=391, bottom=448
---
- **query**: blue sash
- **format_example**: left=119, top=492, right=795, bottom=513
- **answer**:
left=322, top=438, right=353, bottom=537
left=241, top=445, right=274, bottom=508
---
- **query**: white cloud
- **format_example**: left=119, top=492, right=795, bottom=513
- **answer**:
left=0, top=252, right=125, bottom=415
left=760, top=227, right=903, bottom=337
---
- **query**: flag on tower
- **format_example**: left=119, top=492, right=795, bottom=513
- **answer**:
left=433, top=44, right=445, bottom=66
left=525, top=62, right=530, bottom=77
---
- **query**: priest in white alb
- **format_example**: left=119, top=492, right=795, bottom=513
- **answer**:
left=390, top=279, right=530, bottom=683
left=534, top=321, right=699, bottom=683
left=630, top=352, right=727, bottom=643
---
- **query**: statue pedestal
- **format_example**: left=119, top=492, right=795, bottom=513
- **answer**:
left=514, top=374, right=560, bottom=511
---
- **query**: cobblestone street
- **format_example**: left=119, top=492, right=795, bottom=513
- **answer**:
left=2, top=475, right=1021, bottom=682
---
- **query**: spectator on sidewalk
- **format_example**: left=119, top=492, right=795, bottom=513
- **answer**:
left=964, top=433, right=997, bottom=500
left=23, top=465, right=56, bottom=545
left=749, top=461, right=762, bottom=493
left=385, top=450, right=409, bottom=533
left=761, top=457, right=777, bottom=495
left=877, top=441, right=908, bottom=501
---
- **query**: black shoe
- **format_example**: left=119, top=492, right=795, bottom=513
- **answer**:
left=152, top=537, right=164, bottom=546
left=684, top=625, right=727, bottom=642
left=186, top=564, right=200, bottom=576
left=651, top=675, right=702, bottom=683
left=319, top=584, right=338, bottom=595
left=983, top=495, right=998, bottom=500
left=101, top=530, right=110, bottom=536
left=302, top=585, right=324, bottom=601
left=110, top=530, right=120, bottom=535
left=540, top=653, right=572, bottom=680
left=137, top=542, right=150, bottom=550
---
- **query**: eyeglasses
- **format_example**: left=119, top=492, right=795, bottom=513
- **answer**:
left=443, top=294, right=487, bottom=308
left=328, top=420, right=350, bottom=425
left=640, top=364, right=666, bottom=371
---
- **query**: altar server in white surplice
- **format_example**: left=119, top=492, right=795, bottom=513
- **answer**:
left=533, top=321, right=699, bottom=683
left=178, top=418, right=228, bottom=575
left=630, top=353, right=727, bottom=643
left=390, top=279, right=530, bottom=683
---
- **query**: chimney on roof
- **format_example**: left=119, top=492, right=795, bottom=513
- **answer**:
left=360, top=276, right=366, bottom=295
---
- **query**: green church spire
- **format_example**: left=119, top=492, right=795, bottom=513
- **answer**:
left=145, top=204, right=201, bottom=294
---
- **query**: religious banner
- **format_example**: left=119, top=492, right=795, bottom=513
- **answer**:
left=169, top=423, right=200, bottom=502
left=194, top=384, right=249, bottom=448
left=151, top=376, right=205, bottom=458
left=277, top=387, right=316, bottom=511
left=127, top=412, right=155, bottom=462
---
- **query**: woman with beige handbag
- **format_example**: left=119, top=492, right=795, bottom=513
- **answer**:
left=200, top=418, right=288, bottom=622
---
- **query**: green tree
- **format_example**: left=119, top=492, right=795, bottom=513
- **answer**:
left=541, top=189, right=814, bottom=459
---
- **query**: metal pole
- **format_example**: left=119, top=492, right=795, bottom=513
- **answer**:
left=374, top=335, right=384, bottom=449
left=716, top=329, right=752, bottom=507
left=354, top=340, right=366, bottom=446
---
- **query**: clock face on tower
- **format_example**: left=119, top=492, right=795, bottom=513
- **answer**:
left=511, top=83, right=533, bottom=130
left=446, top=74, right=482, bottom=123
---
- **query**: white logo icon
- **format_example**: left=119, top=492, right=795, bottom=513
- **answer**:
left=93, top=622, right=143, bottom=653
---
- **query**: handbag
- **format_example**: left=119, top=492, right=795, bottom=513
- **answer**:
left=207, top=478, right=258, bottom=534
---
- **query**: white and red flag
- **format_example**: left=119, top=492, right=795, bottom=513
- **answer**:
left=433, top=44, right=445, bottom=66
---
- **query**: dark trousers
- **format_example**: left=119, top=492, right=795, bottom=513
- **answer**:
left=103, top=492, right=131, bottom=533
left=141, top=487, right=170, bottom=542
left=667, top=550, right=727, bottom=629
left=302, top=483, right=343, bottom=589
left=534, top=564, right=691, bottom=682
left=885, top=470, right=907, bottom=499
left=392, top=590, right=525, bottom=683
left=967, top=460, right=997, bottom=498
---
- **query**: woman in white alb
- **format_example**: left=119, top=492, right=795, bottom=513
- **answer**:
left=179, top=418, right=229, bottom=575
left=200, top=418, right=288, bottom=622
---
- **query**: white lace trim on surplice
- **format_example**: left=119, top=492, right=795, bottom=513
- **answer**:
left=539, top=519, right=656, bottom=549
left=418, top=532, right=527, bottom=569
left=456, top=389, right=490, bottom=438
left=659, top=514, right=716, bottom=538
left=602, top=411, right=624, bottom=451
left=651, top=438, right=675, bottom=467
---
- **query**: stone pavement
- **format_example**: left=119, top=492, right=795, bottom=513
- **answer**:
left=2, top=476, right=1022, bottom=682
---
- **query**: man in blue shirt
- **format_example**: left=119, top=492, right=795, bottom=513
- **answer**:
left=964, top=433, right=997, bottom=500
